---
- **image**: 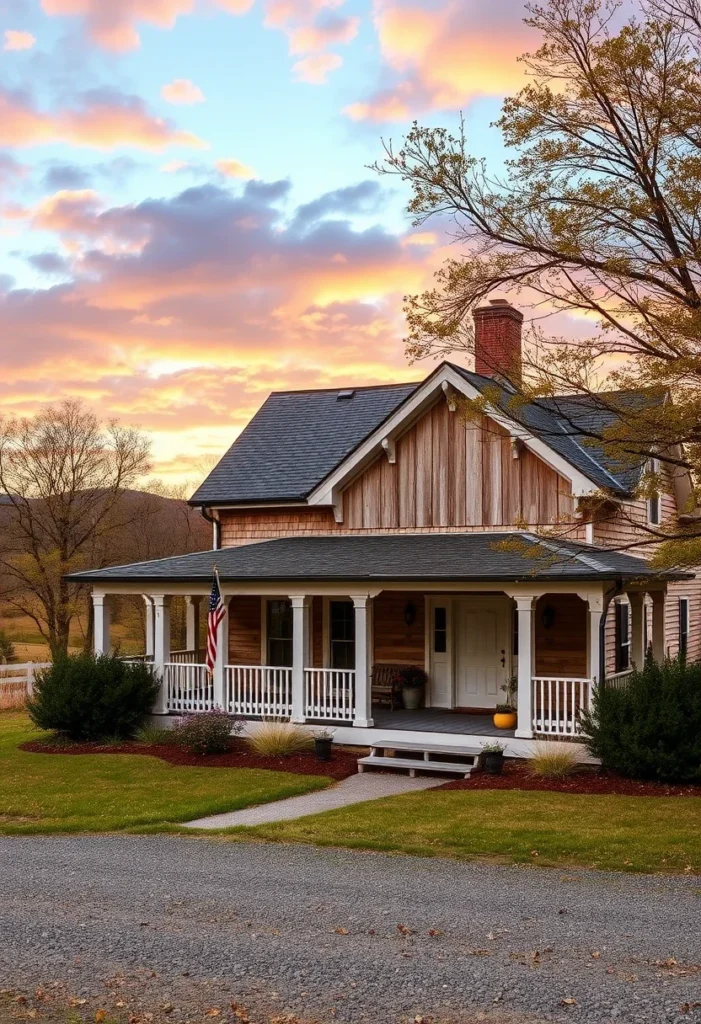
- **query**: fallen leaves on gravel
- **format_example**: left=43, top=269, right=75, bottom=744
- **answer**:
left=561, top=997, right=578, bottom=1006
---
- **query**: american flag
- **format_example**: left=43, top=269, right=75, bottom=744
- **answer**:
left=206, top=568, right=226, bottom=676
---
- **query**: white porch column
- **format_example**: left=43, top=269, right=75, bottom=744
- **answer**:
left=628, top=592, right=646, bottom=669
left=212, top=596, right=230, bottom=710
left=514, top=595, right=536, bottom=739
left=152, top=595, right=171, bottom=715
left=352, top=595, right=374, bottom=728
left=651, top=590, right=667, bottom=662
left=587, top=593, right=604, bottom=688
left=185, top=595, right=201, bottom=654
left=290, top=595, right=310, bottom=723
left=93, top=592, right=111, bottom=656
left=143, top=595, right=154, bottom=659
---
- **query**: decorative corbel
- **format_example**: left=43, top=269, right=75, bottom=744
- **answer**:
left=381, top=437, right=396, bottom=464
left=441, top=380, right=458, bottom=412
left=331, top=486, right=344, bottom=524
left=510, top=437, right=523, bottom=459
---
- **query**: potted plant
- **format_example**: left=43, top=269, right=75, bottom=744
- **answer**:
left=481, top=742, right=506, bottom=775
left=395, top=666, right=428, bottom=710
left=493, top=676, right=517, bottom=730
left=313, top=728, right=335, bottom=761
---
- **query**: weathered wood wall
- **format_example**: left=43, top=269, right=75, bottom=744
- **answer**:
left=228, top=596, right=261, bottom=665
left=372, top=591, right=425, bottom=666
left=534, top=594, right=587, bottom=678
left=342, top=400, right=573, bottom=529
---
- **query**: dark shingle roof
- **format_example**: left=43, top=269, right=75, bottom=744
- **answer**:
left=67, top=532, right=688, bottom=584
left=189, top=382, right=419, bottom=505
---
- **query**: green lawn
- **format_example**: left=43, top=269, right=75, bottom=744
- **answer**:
left=0, top=712, right=330, bottom=835
left=240, top=786, right=701, bottom=875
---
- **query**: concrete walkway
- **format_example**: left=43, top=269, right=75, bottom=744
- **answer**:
left=184, top=771, right=442, bottom=829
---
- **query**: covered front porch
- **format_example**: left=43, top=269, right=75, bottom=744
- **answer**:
left=76, top=533, right=683, bottom=749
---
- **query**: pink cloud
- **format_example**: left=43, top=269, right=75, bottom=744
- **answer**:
left=40, top=0, right=196, bottom=51
left=3, top=30, right=36, bottom=51
left=215, top=158, right=256, bottom=178
left=0, top=88, right=208, bottom=151
left=347, top=0, right=537, bottom=122
left=293, top=53, right=343, bottom=84
left=288, top=15, right=359, bottom=54
left=161, top=79, right=206, bottom=105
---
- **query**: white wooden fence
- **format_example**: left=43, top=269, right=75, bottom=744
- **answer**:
left=0, top=662, right=51, bottom=707
left=305, top=668, right=355, bottom=721
left=226, top=665, right=292, bottom=717
left=531, top=676, right=593, bottom=737
left=605, top=669, right=634, bottom=689
left=164, top=662, right=213, bottom=713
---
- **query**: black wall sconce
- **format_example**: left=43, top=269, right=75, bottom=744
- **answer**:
left=404, top=601, right=416, bottom=627
left=541, top=604, right=556, bottom=630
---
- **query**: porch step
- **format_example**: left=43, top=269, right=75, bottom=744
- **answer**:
left=357, top=755, right=474, bottom=779
left=357, top=739, right=482, bottom=779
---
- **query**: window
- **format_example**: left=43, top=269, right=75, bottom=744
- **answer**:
left=434, top=606, right=447, bottom=653
left=615, top=601, right=631, bottom=672
left=648, top=458, right=661, bottom=526
left=267, top=599, right=292, bottom=666
left=679, top=598, right=689, bottom=659
left=330, top=601, right=355, bottom=669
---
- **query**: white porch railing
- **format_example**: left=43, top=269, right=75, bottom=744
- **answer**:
left=164, top=662, right=213, bottom=713
left=0, top=662, right=51, bottom=706
left=532, top=676, right=594, bottom=737
left=226, top=665, right=293, bottom=717
left=171, top=649, right=205, bottom=665
left=305, top=668, right=355, bottom=721
left=606, top=669, right=634, bottom=689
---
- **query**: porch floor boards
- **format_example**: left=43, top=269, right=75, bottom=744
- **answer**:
left=370, top=706, right=515, bottom=738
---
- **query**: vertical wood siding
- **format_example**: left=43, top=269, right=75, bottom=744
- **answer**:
left=373, top=591, right=425, bottom=666
left=534, top=594, right=587, bottom=677
left=341, top=399, right=574, bottom=530
left=228, top=596, right=262, bottom=665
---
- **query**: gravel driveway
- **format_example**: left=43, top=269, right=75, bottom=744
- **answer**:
left=1, top=835, right=700, bottom=1024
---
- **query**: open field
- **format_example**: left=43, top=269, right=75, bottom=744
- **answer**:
left=0, top=713, right=330, bottom=835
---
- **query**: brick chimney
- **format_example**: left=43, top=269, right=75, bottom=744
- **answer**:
left=473, top=298, right=523, bottom=387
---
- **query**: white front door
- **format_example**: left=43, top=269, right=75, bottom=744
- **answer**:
left=454, top=598, right=509, bottom=708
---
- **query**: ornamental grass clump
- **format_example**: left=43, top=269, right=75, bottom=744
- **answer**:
left=528, top=741, right=580, bottom=779
left=171, top=709, right=239, bottom=755
left=26, top=652, right=160, bottom=742
left=581, top=656, right=701, bottom=783
left=248, top=720, right=311, bottom=757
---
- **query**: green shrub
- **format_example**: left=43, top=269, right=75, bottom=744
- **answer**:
left=134, top=722, right=174, bottom=745
left=581, top=657, right=701, bottom=782
left=26, top=653, right=160, bottom=742
left=172, top=709, right=240, bottom=755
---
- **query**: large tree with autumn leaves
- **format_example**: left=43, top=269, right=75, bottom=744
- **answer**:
left=377, top=0, right=701, bottom=564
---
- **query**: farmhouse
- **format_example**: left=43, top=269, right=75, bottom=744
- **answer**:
left=70, top=300, right=697, bottom=754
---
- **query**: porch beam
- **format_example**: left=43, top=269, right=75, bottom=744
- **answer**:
left=628, top=592, right=646, bottom=669
left=352, top=595, right=374, bottom=728
left=152, top=594, right=171, bottom=715
left=93, top=592, right=111, bottom=656
left=514, top=595, right=537, bottom=739
left=185, top=595, right=201, bottom=654
left=651, top=590, right=667, bottom=662
left=143, top=595, right=154, bottom=658
left=290, top=595, right=310, bottom=723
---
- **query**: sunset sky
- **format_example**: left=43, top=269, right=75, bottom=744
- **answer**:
left=0, top=0, right=545, bottom=487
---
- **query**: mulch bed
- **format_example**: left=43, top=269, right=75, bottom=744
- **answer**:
left=19, top=738, right=361, bottom=780
left=440, top=758, right=701, bottom=797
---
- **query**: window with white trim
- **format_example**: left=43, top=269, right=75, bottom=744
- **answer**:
left=615, top=601, right=631, bottom=672
left=679, top=597, right=689, bottom=659
left=648, top=457, right=661, bottom=526
left=329, top=600, right=355, bottom=670
left=267, top=599, right=292, bottom=666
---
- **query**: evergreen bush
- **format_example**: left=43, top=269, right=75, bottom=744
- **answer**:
left=580, top=657, right=701, bottom=782
left=26, top=653, right=160, bottom=742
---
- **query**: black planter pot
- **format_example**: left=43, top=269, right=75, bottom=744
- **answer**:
left=483, top=751, right=505, bottom=776
left=314, top=737, right=333, bottom=762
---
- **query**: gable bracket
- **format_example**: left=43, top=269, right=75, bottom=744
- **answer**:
left=381, top=437, right=396, bottom=464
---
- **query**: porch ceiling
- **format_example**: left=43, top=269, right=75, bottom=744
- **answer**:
left=66, top=532, right=690, bottom=586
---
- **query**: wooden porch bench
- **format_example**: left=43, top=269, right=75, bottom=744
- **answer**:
left=371, top=663, right=411, bottom=711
